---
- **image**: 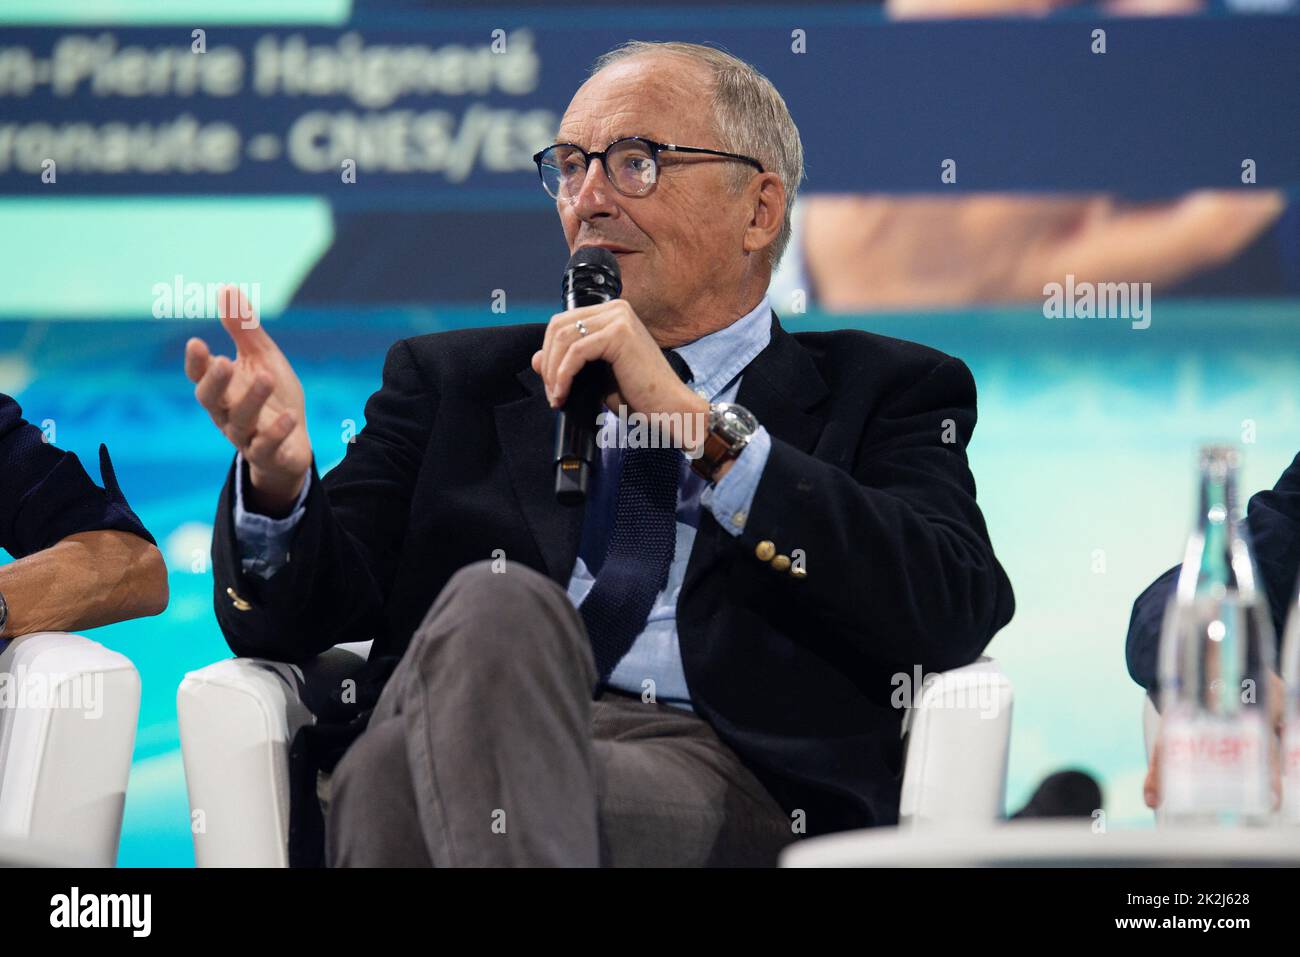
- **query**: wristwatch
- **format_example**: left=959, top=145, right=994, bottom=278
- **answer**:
left=0, top=589, right=8, bottom=638
left=689, top=402, right=760, bottom=483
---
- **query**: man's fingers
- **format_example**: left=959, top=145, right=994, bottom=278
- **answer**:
left=184, top=337, right=212, bottom=384
left=217, top=285, right=274, bottom=355
left=551, top=326, right=611, bottom=407
left=1144, top=738, right=1161, bottom=810
left=541, top=313, right=566, bottom=393
left=193, top=355, right=235, bottom=423
left=1143, top=769, right=1158, bottom=809
left=224, top=373, right=274, bottom=448
left=545, top=309, right=608, bottom=398
left=543, top=304, right=602, bottom=390
left=244, top=410, right=296, bottom=468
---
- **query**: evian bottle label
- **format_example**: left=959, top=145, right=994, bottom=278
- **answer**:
left=1162, top=711, right=1270, bottom=817
left=1283, top=722, right=1300, bottom=824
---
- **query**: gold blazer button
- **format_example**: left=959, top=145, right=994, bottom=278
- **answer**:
left=755, top=540, right=776, bottom=562
left=770, top=554, right=791, bottom=573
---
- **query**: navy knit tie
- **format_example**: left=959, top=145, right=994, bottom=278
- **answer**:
left=579, top=349, right=693, bottom=690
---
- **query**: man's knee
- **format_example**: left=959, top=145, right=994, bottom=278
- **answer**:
left=443, top=559, right=568, bottom=614
left=409, top=559, right=593, bottom=679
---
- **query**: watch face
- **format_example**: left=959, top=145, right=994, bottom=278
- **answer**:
left=715, top=403, right=759, bottom=442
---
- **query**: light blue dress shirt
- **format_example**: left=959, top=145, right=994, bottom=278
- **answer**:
left=233, top=296, right=775, bottom=713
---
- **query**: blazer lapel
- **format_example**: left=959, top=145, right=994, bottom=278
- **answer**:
left=495, top=370, right=586, bottom=586
left=733, top=310, right=829, bottom=457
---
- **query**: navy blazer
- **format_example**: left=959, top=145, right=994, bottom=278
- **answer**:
left=209, top=311, right=1015, bottom=857
left=0, top=392, right=155, bottom=558
left=1126, top=451, right=1300, bottom=695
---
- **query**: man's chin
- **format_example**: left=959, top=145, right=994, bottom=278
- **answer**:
left=618, top=282, right=654, bottom=316
left=613, top=259, right=644, bottom=299
left=611, top=250, right=641, bottom=271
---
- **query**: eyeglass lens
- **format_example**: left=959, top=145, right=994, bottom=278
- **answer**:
left=541, top=140, right=658, bottom=200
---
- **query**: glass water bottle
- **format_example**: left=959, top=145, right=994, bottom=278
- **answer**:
left=1157, top=446, right=1277, bottom=826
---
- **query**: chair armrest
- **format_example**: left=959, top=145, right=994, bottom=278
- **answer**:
left=177, top=641, right=372, bottom=867
left=0, top=632, right=141, bottom=867
left=898, top=656, right=1014, bottom=827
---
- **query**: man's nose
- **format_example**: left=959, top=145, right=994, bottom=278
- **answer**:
left=570, top=158, right=617, bottom=220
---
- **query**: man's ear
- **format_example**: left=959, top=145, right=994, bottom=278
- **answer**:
left=743, top=172, right=785, bottom=256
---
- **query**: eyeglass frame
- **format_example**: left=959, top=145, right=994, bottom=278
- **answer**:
left=532, top=136, right=765, bottom=200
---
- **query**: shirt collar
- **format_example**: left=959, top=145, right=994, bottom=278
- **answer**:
left=671, top=295, right=773, bottom=402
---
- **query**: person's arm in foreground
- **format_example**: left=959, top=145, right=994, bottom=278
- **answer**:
left=0, top=395, right=167, bottom=638
left=0, top=530, right=167, bottom=637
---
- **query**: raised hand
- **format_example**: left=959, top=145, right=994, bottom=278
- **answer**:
left=184, top=286, right=312, bottom=517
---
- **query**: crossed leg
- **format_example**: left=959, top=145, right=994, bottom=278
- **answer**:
left=325, top=560, right=794, bottom=867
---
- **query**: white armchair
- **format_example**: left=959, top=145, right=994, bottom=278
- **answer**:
left=178, top=640, right=373, bottom=868
left=179, top=645, right=1012, bottom=867
left=898, top=656, right=1014, bottom=827
left=0, top=632, right=142, bottom=866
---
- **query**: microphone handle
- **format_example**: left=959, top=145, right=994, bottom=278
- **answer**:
left=554, top=291, right=612, bottom=505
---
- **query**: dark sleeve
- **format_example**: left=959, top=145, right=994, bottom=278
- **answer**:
left=209, top=339, right=436, bottom=662
left=733, top=355, right=1015, bottom=674
left=1125, top=450, right=1300, bottom=695
left=0, top=392, right=156, bottom=558
left=1125, top=564, right=1177, bottom=695
left=1245, top=451, right=1300, bottom=639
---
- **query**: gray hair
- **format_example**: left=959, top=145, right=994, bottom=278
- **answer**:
left=589, top=41, right=805, bottom=273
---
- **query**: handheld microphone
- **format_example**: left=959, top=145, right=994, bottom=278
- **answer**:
left=554, top=246, right=622, bottom=505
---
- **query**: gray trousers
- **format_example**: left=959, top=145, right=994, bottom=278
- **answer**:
left=324, top=560, right=797, bottom=867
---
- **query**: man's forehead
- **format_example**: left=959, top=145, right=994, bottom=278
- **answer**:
left=556, top=96, right=675, bottom=147
left=552, top=127, right=669, bottom=149
left=556, top=56, right=710, bottom=147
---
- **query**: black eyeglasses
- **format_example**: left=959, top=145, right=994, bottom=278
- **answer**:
left=532, top=136, right=764, bottom=201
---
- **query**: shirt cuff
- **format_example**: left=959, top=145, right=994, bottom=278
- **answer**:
left=233, top=452, right=311, bottom=580
left=700, top=425, right=770, bottom=537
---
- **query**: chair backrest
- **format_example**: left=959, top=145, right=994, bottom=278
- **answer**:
left=898, top=656, right=1013, bottom=827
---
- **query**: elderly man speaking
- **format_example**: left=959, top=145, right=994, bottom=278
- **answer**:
left=184, top=40, right=1014, bottom=867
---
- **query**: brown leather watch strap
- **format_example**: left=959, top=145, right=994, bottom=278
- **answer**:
left=689, top=430, right=737, bottom=483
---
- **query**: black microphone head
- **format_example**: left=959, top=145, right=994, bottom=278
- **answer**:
left=563, top=246, right=622, bottom=308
